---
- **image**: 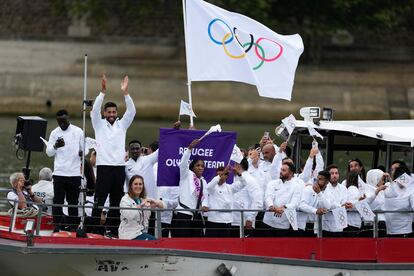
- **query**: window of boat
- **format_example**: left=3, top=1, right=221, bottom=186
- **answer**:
left=388, top=144, right=414, bottom=172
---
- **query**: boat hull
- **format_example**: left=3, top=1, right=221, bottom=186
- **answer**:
left=1, top=237, right=414, bottom=276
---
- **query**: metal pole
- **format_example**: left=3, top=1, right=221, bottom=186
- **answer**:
left=385, top=143, right=391, bottom=172
left=9, top=202, right=18, bottom=232
left=35, top=206, right=42, bottom=236
left=317, top=214, right=322, bottom=238
left=155, top=209, right=162, bottom=239
left=78, top=54, right=88, bottom=233
left=373, top=213, right=379, bottom=238
left=181, top=0, right=194, bottom=127
left=239, top=211, right=244, bottom=238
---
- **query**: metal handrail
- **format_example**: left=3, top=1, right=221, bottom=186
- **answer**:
left=1, top=198, right=414, bottom=239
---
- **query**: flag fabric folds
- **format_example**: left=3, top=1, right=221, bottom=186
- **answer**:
left=230, top=144, right=244, bottom=163
left=185, top=0, right=304, bottom=101
left=354, top=201, right=375, bottom=221
left=179, top=100, right=197, bottom=117
left=281, top=114, right=297, bottom=135
left=284, top=208, right=298, bottom=230
left=200, top=124, right=222, bottom=140
left=394, top=173, right=412, bottom=188
left=307, top=123, right=324, bottom=140
left=332, top=207, right=348, bottom=230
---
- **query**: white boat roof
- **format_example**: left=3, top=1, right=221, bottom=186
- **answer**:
left=294, top=119, right=414, bottom=147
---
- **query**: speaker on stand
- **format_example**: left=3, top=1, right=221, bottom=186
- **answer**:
left=14, top=116, right=48, bottom=180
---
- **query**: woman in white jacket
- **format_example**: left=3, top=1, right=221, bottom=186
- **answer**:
left=119, top=175, right=163, bottom=240
left=172, top=139, right=208, bottom=237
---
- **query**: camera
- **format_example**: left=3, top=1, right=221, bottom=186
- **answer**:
left=55, top=136, right=65, bottom=149
left=24, top=179, right=33, bottom=187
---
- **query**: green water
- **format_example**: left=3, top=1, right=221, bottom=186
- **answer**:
left=0, top=116, right=276, bottom=187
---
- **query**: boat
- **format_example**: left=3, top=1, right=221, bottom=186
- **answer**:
left=1, top=107, right=414, bottom=276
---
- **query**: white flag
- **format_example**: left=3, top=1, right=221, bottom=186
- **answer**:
left=307, top=123, right=324, bottom=140
left=179, top=100, right=197, bottom=117
left=185, top=0, right=304, bottom=101
left=284, top=208, right=298, bottom=230
left=85, top=137, right=97, bottom=152
left=230, top=144, right=244, bottom=163
left=354, top=201, right=375, bottom=221
left=39, top=136, right=50, bottom=146
left=281, top=114, right=296, bottom=134
left=394, top=173, right=412, bottom=188
left=199, top=124, right=222, bottom=140
left=332, top=207, right=348, bottom=229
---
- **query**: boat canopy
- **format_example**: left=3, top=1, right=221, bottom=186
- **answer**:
left=294, top=120, right=414, bottom=147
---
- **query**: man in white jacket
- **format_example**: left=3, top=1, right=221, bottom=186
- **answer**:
left=297, top=170, right=331, bottom=236
left=90, top=74, right=136, bottom=236
left=322, top=164, right=348, bottom=237
left=46, top=109, right=83, bottom=232
left=263, top=162, right=302, bottom=237
left=229, top=159, right=263, bottom=237
left=383, top=166, right=414, bottom=236
left=32, top=167, right=54, bottom=215
left=206, top=163, right=248, bottom=237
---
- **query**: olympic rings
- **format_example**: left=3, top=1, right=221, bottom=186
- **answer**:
left=208, top=18, right=284, bottom=70
left=234, top=27, right=254, bottom=53
left=208, top=18, right=234, bottom=45
left=255, top=37, right=283, bottom=62
left=222, top=33, right=246, bottom=59
left=242, top=42, right=264, bottom=70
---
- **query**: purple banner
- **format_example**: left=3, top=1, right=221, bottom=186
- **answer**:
left=157, top=128, right=237, bottom=186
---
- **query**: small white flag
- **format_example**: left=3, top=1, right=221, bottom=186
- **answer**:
left=354, top=200, right=375, bottom=221
left=200, top=124, right=222, bottom=140
left=332, top=207, right=348, bottom=229
left=179, top=100, right=197, bottom=117
left=40, top=136, right=50, bottom=146
left=85, top=137, right=97, bottom=152
left=230, top=144, right=244, bottom=163
left=284, top=208, right=298, bottom=230
left=307, top=123, right=324, bottom=140
left=394, top=173, right=412, bottom=188
left=281, top=114, right=296, bottom=135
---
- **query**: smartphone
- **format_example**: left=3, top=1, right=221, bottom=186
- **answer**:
left=264, top=131, right=270, bottom=138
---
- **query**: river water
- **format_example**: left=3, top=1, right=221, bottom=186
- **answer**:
left=0, top=116, right=275, bottom=188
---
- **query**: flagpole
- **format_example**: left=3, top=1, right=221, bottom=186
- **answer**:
left=182, top=0, right=194, bottom=127
left=77, top=54, right=88, bottom=237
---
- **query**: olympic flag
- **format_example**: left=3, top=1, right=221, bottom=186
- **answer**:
left=185, top=0, right=304, bottom=101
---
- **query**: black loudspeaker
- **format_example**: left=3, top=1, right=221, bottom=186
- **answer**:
left=15, top=116, right=48, bottom=152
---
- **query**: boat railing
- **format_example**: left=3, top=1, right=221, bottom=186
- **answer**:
left=0, top=198, right=412, bottom=239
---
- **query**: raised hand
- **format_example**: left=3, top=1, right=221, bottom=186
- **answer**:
left=279, top=141, right=288, bottom=153
left=101, top=74, right=107, bottom=93
left=233, top=163, right=243, bottom=176
left=188, top=139, right=200, bottom=150
left=316, top=208, right=327, bottom=215
left=312, top=183, right=321, bottom=194
left=172, top=121, right=181, bottom=130
left=121, top=75, right=129, bottom=95
left=309, top=147, right=319, bottom=158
